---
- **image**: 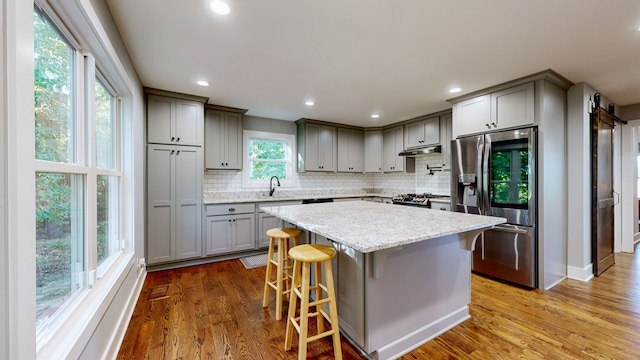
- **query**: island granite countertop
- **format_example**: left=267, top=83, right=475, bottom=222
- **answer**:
left=261, top=201, right=505, bottom=253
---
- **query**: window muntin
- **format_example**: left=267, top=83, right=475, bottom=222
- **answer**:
left=34, top=9, right=76, bottom=164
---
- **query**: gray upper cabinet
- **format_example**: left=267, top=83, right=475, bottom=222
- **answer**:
left=453, top=82, right=534, bottom=138
left=439, top=113, right=452, bottom=169
left=146, top=89, right=206, bottom=146
left=404, top=116, right=440, bottom=149
left=337, top=128, right=364, bottom=173
left=147, top=144, right=203, bottom=265
left=364, top=130, right=383, bottom=173
left=297, top=120, right=337, bottom=172
left=204, top=106, right=245, bottom=170
left=383, top=126, right=403, bottom=172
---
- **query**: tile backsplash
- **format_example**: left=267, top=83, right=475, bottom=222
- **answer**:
left=203, top=153, right=450, bottom=195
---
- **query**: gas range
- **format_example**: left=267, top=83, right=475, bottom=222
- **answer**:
left=391, top=193, right=444, bottom=208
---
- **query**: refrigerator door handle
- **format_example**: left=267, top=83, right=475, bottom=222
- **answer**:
left=493, top=224, right=530, bottom=234
left=482, top=136, right=491, bottom=217
left=477, top=141, right=484, bottom=214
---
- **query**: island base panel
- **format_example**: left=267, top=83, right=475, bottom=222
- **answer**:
left=364, top=234, right=472, bottom=359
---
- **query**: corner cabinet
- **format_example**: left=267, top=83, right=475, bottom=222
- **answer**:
left=364, top=130, right=383, bottom=173
left=404, top=116, right=439, bottom=149
left=452, top=82, right=534, bottom=138
left=204, top=105, right=247, bottom=170
left=296, top=120, right=337, bottom=172
left=205, top=203, right=256, bottom=255
left=337, top=128, right=364, bottom=173
left=147, top=145, right=203, bottom=264
left=383, top=125, right=414, bottom=173
left=146, top=89, right=207, bottom=146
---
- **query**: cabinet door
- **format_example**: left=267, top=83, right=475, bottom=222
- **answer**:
left=206, top=216, right=232, bottom=255
left=224, top=112, right=243, bottom=170
left=455, top=94, right=491, bottom=137
left=349, top=130, right=364, bottom=172
left=338, top=128, right=363, bottom=172
left=364, top=130, right=382, bottom=173
left=258, top=212, right=283, bottom=248
left=491, top=82, right=534, bottom=130
left=382, top=127, right=397, bottom=172
left=175, top=146, right=202, bottom=260
left=304, top=124, right=321, bottom=170
left=147, top=144, right=175, bottom=264
left=422, top=117, right=440, bottom=145
left=404, top=121, right=425, bottom=149
left=233, top=214, right=256, bottom=251
left=175, top=99, right=203, bottom=146
left=204, top=110, right=225, bottom=169
left=147, top=95, right=174, bottom=144
left=319, top=125, right=336, bottom=171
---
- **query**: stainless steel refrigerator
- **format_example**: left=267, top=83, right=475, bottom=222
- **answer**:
left=451, top=127, right=537, bottom=288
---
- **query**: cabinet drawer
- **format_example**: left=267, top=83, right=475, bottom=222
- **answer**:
left=206, top=203, right=255, bottom=216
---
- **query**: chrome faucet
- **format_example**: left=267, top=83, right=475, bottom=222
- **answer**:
left=269, top=176, right=280, bottom=196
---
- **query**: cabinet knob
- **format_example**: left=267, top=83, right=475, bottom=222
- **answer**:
left=229, top=208, right=236, bottom=212
left=170, top=149, right=175, bottom=154
left=171, top=137, right=175, bottom=141
left=176, top=137, right=180, bottom=142
left=485, top=124, right=491, bottom=129
left=440, top=207, right=446, bottom=211
left=225, top=162, right=228, bottom=166
left=491, top=122, right=497, bottom=128
left=233, top=219, right=236, bottom=222
left=221, top=162, right=224, bottom=166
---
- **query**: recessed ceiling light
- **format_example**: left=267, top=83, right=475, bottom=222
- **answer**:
left=210, top=0, right=231, bottom=15
left=196, top=80, right=210, bottom=87
left=305, top=100, right=315, bottom=106
left=371, top=114, right=380, bottom=119
left=449, top=87, right=462, bottom=93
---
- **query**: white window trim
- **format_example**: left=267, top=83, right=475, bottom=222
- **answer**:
left=242, top=130, right=299, bottom=189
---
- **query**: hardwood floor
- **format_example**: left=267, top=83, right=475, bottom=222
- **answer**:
left=117, top=248, right=640, bottom=359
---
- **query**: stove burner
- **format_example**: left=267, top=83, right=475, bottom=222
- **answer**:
left=391, top=193, right=436, bottom=207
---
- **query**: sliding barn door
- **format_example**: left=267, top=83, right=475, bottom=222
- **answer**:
left=591, top=106, right=615, bottom=276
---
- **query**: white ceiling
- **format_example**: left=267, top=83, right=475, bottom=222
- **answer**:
left=106, top=0, right=640, bottom=127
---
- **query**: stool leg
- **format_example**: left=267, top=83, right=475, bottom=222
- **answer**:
left=285, top=260, right=301, bottom=351
left=314, top=261, right=325, bottom=334
left=324, top=260, right=342, bottom=360
left=262, top=238, right=275, bottom=308
left=275, top=238, right=285, bottom=320
left=297, top=262, right=311, bottom=360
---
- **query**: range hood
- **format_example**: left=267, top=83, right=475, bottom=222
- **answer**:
left=398, top=145, right=441, bottom=157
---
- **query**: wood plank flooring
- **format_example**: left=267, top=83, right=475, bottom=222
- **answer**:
left=117, top=247, right=640, bottom=359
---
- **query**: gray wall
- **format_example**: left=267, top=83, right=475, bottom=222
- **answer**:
left=244, top=115, right=296, bottom=134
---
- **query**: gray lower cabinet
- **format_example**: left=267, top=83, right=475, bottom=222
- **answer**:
left=205, top=203, right=256, bottom=255
left=257, top=212, right=283, bottom=248
left=147, top=144, right=202, bottom=265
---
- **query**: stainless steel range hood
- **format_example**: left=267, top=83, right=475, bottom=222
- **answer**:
left=398, top=145, right=441, bottom=157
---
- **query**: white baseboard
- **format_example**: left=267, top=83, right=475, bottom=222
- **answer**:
left=567, top=263, right=594, bottom=282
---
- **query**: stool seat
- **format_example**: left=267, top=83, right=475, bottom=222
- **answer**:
left=288, top=244, right=335, bottom=263
left=266, top=227, right=301, bottom=239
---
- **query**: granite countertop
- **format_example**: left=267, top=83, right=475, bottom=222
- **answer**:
left=203, top=189, right=451, bottom=205
left=261, top=201, right=504, bottom=253
left=203, top=189, right=404, bottom=204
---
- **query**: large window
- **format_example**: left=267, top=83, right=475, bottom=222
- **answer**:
left=34, top=6, right=122, bottom=333
left=243, top=130, right=297, bottom=188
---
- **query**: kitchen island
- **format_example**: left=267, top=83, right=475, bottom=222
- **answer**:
left=261, top=200, right=505, bottom=360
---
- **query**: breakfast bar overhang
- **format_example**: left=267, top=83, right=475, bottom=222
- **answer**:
left=261, top=201, right=506, bottom=360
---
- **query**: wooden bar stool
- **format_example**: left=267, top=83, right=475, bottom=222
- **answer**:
left=285, top=244, right=342, bottom=360
left=262, top=227, right=301, bottom=320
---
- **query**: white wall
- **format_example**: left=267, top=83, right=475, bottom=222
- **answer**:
left=1, top=0, right=7, bottom=357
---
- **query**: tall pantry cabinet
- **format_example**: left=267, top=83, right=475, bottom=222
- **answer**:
left=145, top=88, right=207, bottom=265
